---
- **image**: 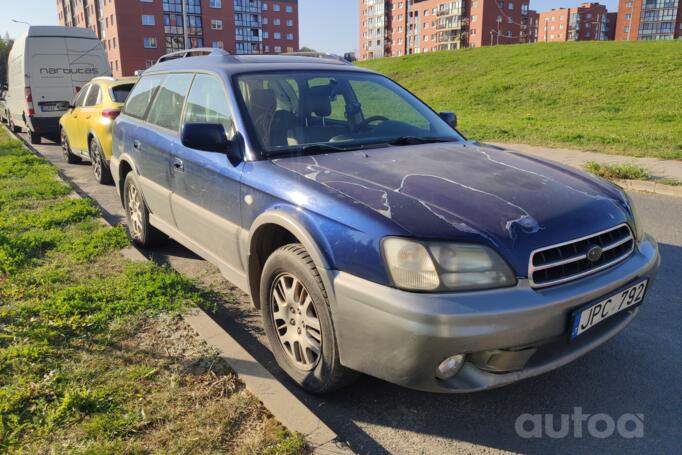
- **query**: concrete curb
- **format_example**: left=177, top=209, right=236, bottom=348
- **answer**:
left=614, top=178, right=682, bottom=198
left=6, top=126, right=353, bottom=455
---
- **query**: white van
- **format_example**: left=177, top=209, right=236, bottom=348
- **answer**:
left=6, top=26, right=110, bottom=144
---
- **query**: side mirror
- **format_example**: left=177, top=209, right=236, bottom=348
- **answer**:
left=181, top=123, right=241, bottom=165
left=439, top=111, right=457, bottom=129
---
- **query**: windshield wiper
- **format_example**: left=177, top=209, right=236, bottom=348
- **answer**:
left=387, top=136, right=456, bottom=146
left=299, top=143, right=352, bottom=154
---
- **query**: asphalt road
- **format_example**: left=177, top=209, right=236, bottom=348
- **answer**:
left=18, top=133, right=682, bottom=454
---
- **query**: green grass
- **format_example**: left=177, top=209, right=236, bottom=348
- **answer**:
left=0, top=128, right=305, bottom=454
left=583, top=161, right=651, bottom=181
left=359, top=41, right=682, bottom=159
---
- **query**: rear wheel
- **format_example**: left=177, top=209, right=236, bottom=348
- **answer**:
left=29, top=130, right=41, bottom=145
left=123, top=172, right=166, bottom=248
left=89, top=137, right=113, bottom=185
left=260, top=244, right=358, bottom=394
left=60, top=128, right=81, bottom=164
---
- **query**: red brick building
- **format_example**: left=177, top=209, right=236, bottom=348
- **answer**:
left=359, top=0, right=534, bottom=60
left=615, top=0, right=682, bottom=41
left=56, top=0, right=300, bottom=77
left=538, top=3, right=611, bottom=43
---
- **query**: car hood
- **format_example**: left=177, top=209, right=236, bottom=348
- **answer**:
left=272, top=142, right=632, bottom=275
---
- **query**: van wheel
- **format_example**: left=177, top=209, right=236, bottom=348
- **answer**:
left=123, top=172, right=166, bottom=248
left=89, top=137, right=113, bottom=185
left=260, top=244, right=358, bottom=394
left=60, top=128, right=81, bottom=164
left=29, top=130, right=41, bottom=145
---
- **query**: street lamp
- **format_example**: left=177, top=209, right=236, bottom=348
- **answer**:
left=11, top=19, right=31, bottom=26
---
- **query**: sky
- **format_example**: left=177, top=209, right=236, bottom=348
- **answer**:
left=1, top=0, right=620, bottom=53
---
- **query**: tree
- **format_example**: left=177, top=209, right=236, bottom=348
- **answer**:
left=0, top=33, right=13, bottom=86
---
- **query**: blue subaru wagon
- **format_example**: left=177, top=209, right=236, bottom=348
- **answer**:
left=111, top=49, right=660, bottom=394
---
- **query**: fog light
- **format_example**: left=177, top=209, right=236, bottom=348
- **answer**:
left=435, top=354, right=465, bottom=380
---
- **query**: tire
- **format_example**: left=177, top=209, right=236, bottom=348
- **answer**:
left=9, top=117, right=20, bottom=133
left=60, top=128, right=81, bottom=164
left=260, top=244, right=358, bottom=394
left=89, top=137, right=113, bottom=185
left=29, top=130, right=42, bottom=145
left=123, top=172, right=166, bottom=248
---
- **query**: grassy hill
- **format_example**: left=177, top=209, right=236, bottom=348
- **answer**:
left=359, top=41, right=682, bottom=159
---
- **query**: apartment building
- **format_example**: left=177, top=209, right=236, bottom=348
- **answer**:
left=538, top=3, right=611, bottom=42
left=615, top=0, right=682, bottom=40
left=359, top=0, right=534, bottom=60
left=56, top=0, right=299, bottom=77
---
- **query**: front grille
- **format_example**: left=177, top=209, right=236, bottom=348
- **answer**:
left=529, top=224, right=635, bottom=288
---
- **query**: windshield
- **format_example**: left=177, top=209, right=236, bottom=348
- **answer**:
left=234, top=71, right=462, bottom=158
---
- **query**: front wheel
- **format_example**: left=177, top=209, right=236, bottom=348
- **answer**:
left=260, top=244, right=358, bottom=394
left=61, top=128, right=81, bottom=164
left=89, top=137, right=113, bottom=185
left=123, top=172, right=166, bottom=248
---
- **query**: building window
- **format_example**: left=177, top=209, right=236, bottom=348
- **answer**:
left=144, top=37, right=157, bottom=48
left=212, top=40, right=224, bottom=48
left=145, top=59, right=156, bottom=68
left=274, top=46, right=282, bottom=53
left=274, top=4, right=280, bottom=12
left=211, top=19, right=223, bottom=30
left=274, top=32, right=281, bottom=39
left=508, top=2, right=514, bottom=10
left=286, top=33, right=293, bottom=40
left=626, top=1, right=632, bottom=7
left=625, top=13, right=631, bottom=20
left=274, top=18, right=281, bottom=26
left=286, top=19, right=293, bottom=27
left=286, top=5, right=293, bottom=13
left=263, top=31, right=269, bottom=39
left=142, top=14, right=155, bottom=26
left=140, top=0, right=153, bottom=3
left=209, top=0, right=221, bottom=7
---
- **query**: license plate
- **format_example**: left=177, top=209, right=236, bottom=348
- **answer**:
left=570, top=280, right=648, bottom=339
left=41, top=104, right=67, bottom=112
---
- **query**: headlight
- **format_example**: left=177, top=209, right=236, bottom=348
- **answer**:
left=623, top=192, right=644, bottom=242
left=382, top=238, right=517, bottom=292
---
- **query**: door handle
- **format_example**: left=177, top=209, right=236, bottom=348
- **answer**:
left=132, top=140, right=141, bottom=150
left=172, top=157, right=184, bottom=172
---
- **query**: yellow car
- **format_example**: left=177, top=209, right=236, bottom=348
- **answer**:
left=60, top=76, right=138, bottom=184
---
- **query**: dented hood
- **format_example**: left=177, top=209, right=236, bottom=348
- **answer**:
left=273, top=143, right=632, bottom=275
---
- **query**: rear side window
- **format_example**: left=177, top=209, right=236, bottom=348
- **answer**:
left=146, top=73, right=194, bottom=131
left=184, top=74, right=234, bottom=136
left=111, top=83, right=135, bottom=103
left=74, top=84, right=90, bottom=107
left=84, top=84, right=101, bottom=107
left=124, top=75, right=164, bottom=118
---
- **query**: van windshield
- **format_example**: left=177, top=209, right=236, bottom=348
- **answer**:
left=234, top=71, right=461, bottom=159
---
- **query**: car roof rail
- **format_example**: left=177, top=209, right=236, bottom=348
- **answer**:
left=283, top=51, right=352, bottom=64
left=156, top=48, right=234, bottom=64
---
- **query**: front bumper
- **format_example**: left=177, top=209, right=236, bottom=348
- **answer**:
left=329, top=235, right=660, bottom=393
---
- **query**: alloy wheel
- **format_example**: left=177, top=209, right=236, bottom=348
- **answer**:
left=61, top=130, right=70, bottom=159
left=271, top=273, right=323, bottom=371
left=90, top=141, right=102, bottom=181
left=126, top=183, right=143, bottom=241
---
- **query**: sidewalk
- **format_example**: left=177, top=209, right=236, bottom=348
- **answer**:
left=493, top=143, right=682, bottom=183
